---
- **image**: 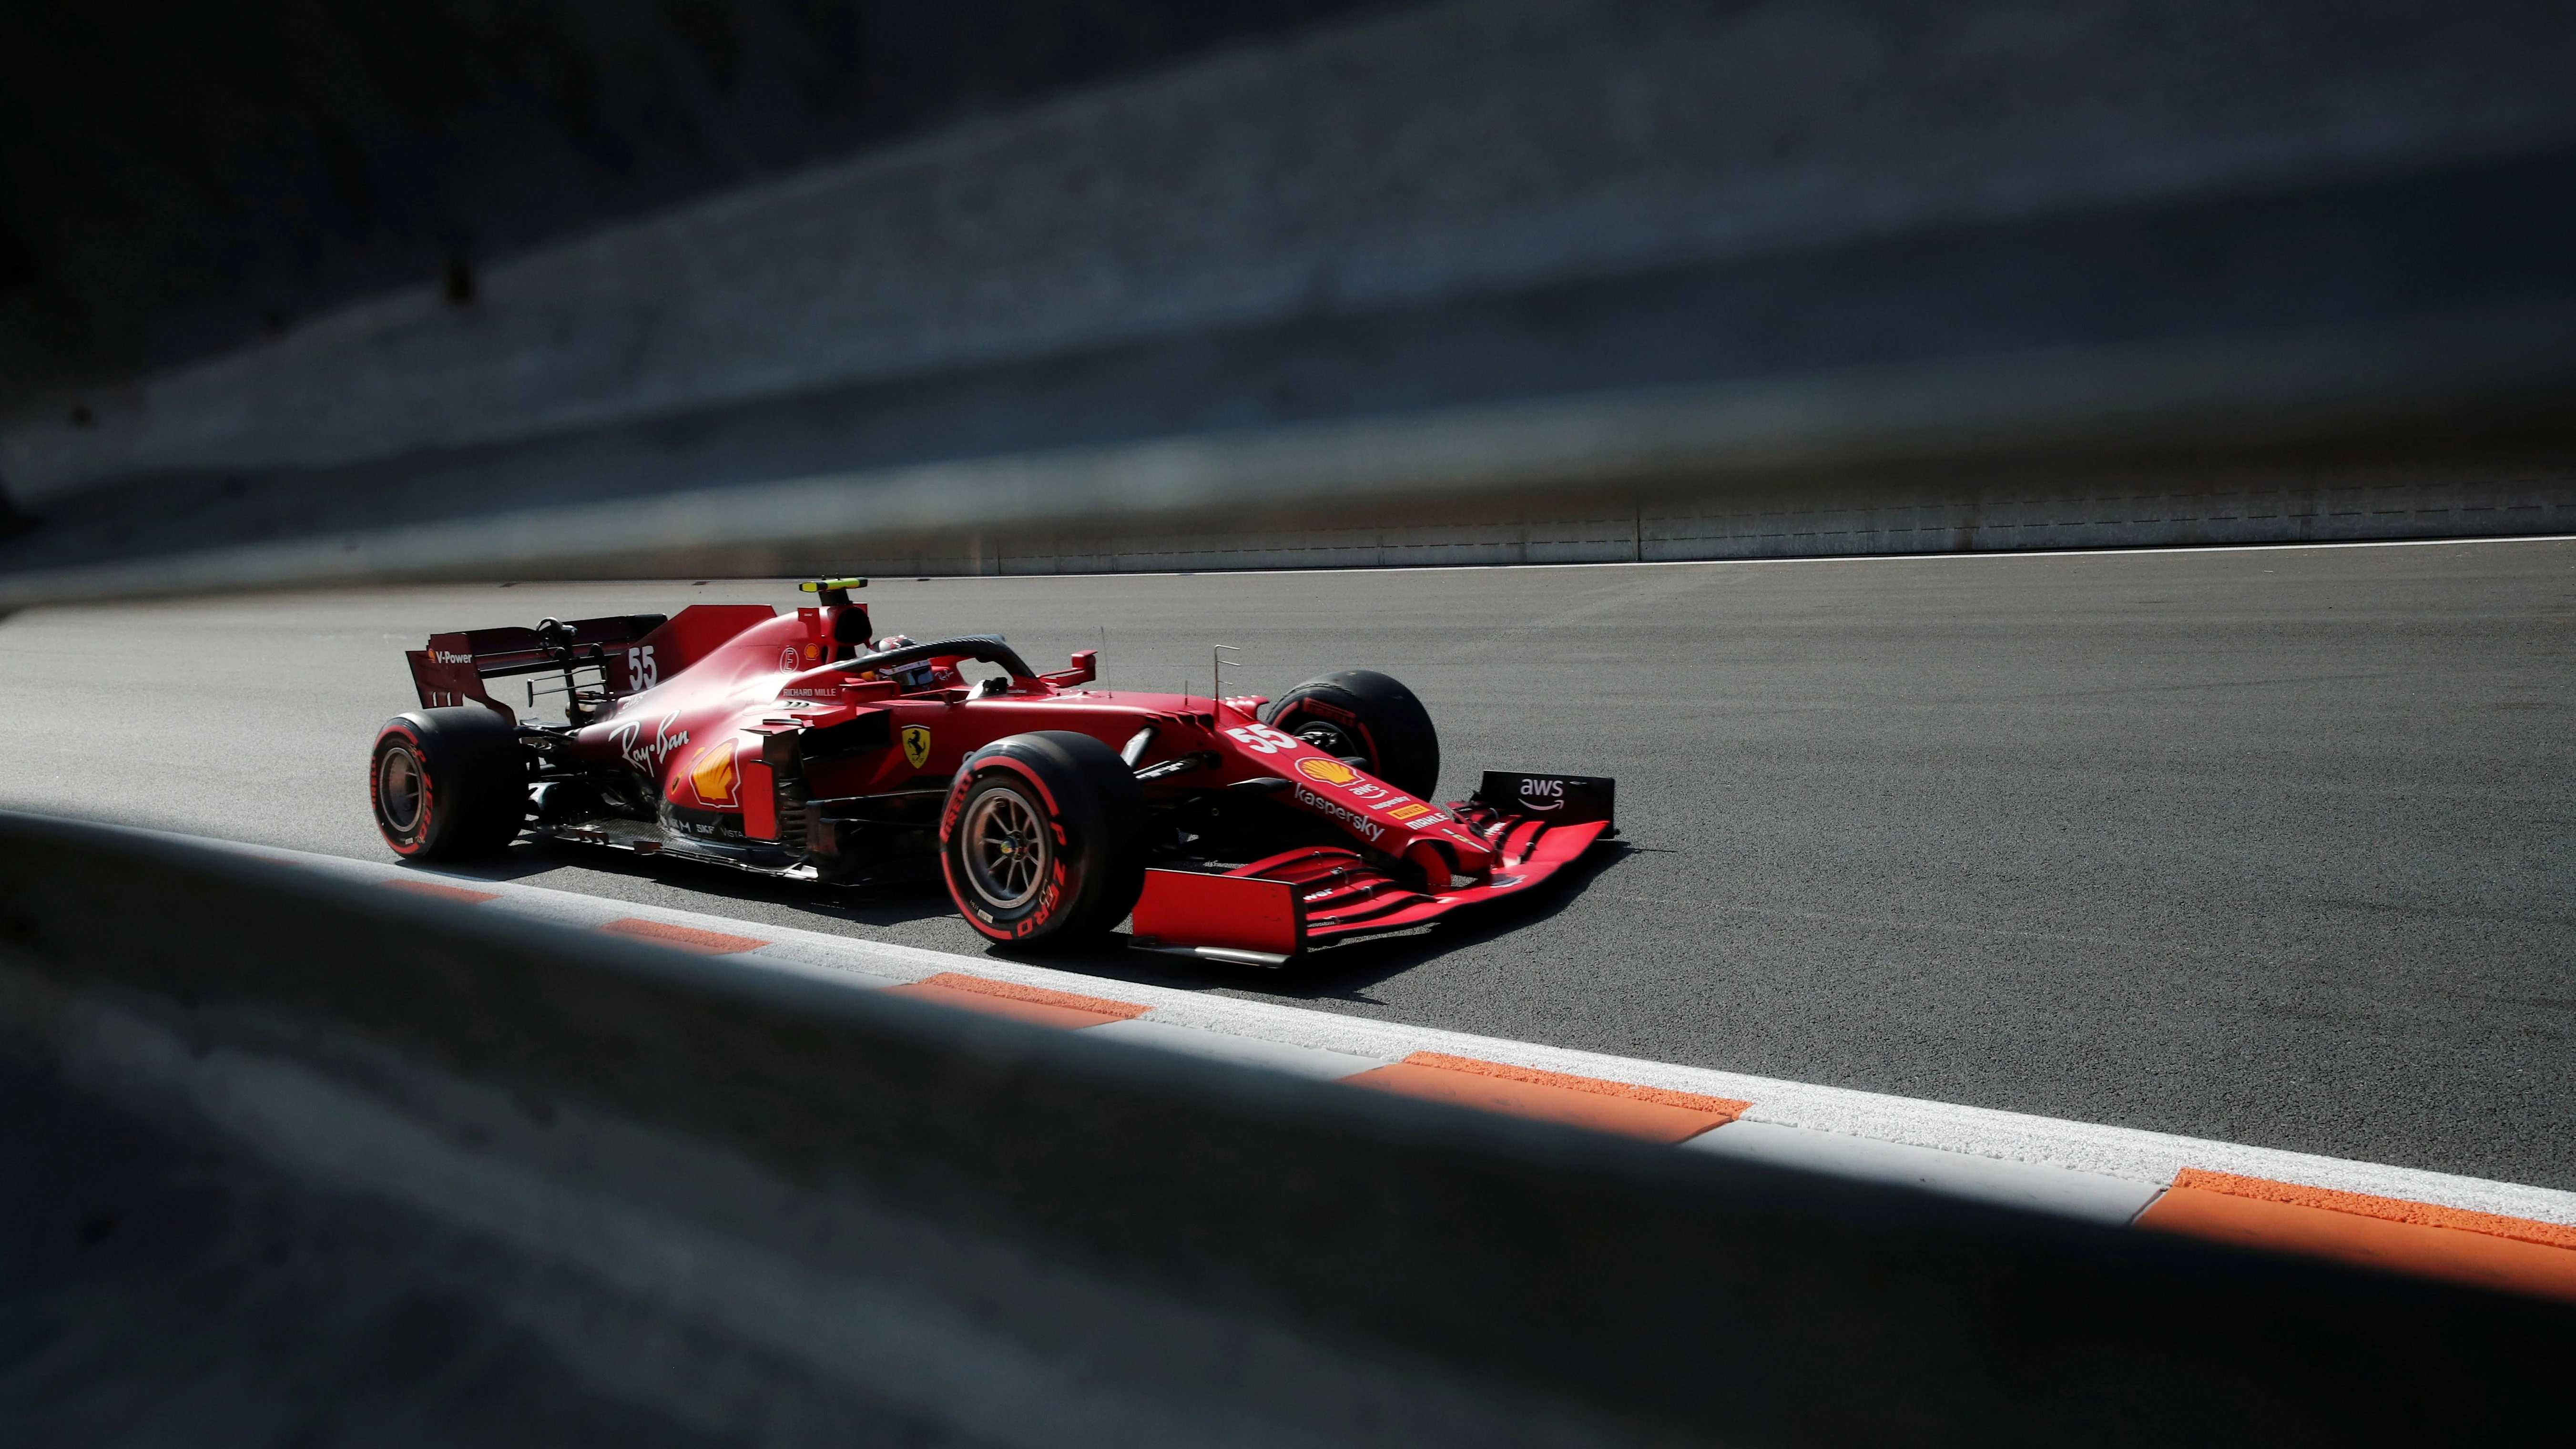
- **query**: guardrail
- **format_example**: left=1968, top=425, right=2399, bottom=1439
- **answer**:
left=2, top=811, right=2566, bottom=1443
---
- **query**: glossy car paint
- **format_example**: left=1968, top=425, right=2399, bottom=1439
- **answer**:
left=558, top=603, right=1499, bottom=877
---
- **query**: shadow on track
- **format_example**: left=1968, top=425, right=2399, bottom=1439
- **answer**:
left=973, top=840, right=1644, bottom=1001
left=404, top=837, right=1642, bottom=1001
left=405, top=842, right=962, bottom=930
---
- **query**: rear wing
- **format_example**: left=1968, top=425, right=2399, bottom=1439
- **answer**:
left=406, top=604, right=776, bottom=720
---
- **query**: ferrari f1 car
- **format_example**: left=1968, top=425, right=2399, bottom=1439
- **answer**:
left=370, top=580, right=1614, bottom=965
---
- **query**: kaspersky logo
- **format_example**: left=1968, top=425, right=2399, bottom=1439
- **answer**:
left=1293, top=786, right=1384, bottom=842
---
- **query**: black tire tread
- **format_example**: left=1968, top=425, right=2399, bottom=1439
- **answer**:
left=942, top=730, right=1147, bottom=949
left=1263, top=669, right=1440, bottom=798
left=373, top=706, right=528, bottom=860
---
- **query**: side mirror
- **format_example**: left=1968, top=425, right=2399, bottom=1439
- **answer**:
left=1041, top=649, right=1100, bottom=687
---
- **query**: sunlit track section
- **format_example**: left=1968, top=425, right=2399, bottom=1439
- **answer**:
left=189, top=828, right=2576, bottom=1304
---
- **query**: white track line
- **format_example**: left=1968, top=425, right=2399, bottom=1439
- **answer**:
left=156, top=828, right=2576, bottom=1230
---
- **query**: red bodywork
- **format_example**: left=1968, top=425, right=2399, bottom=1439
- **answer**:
left=405, top=599, right=1612, bottom=963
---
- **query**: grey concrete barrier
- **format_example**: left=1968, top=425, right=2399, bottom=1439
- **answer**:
left=1, top=810, right=2567, bottom=1445
left=5, top=0, right=2576, bottom=605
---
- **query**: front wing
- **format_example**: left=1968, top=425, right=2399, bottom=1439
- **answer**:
left=1129, top=773, right=1616, bottom=967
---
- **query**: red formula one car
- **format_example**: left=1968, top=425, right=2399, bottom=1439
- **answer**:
left=369, top=580, right=1614, bottom=964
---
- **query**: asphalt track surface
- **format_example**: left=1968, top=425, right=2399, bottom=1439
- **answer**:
left=4, top=538, right=2571, bottom=1190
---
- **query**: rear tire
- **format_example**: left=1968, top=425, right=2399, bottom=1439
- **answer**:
left=1263, top=669, right=1440, bottom=798
left=370, top=707, right=529, bottom=860
left=940, top=731, right=1146, bottom=949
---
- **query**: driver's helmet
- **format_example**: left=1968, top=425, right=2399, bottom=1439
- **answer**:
left=868, top=635, right=949, bottom=691
left=853, top=634, right=911, bottom=682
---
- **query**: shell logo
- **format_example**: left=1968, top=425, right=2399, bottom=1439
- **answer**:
left=1295, top=757, right=1360, bottom=786
left=689, top=742, right=739, bottom=807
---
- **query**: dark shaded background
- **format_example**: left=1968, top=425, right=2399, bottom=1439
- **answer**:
left=0, top=0, right=1411, bottom=409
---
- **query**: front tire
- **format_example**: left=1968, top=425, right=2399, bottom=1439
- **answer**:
left=370, top=707, right=529, bottom=860
left=1263, top=669, right=1440, bottom=798
left=940, top=731, right=1146, bottom=949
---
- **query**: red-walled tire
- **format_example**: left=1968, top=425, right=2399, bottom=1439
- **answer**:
left=1263, top=669, right=1440, bottom=798
left=940, top=731, right=1146, bottom=949
left=370, top=707, right=529, bottom=860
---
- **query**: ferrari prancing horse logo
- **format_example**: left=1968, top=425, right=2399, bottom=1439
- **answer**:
left=901, top=724, right=933, bottom=770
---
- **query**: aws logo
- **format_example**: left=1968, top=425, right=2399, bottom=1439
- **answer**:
left=1518, top=777, right=1567, bottom=811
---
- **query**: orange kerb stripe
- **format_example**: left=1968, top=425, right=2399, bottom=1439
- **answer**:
left=375, top=878, right=500, bottom=905
left=2168, top=1168, right=2576, bottom=1250
left=597, top=918, right=771, bottom=955
left=907, top=971, right=1152, bottom=1019
left=2138, top=1169, right=2576, bottom=1303
left=1340, top=1052, right=1749, bottom=1143
left=1400, top=1052, right=1752, bottom=1117
left=883, top=972, right=1151, bottom=1030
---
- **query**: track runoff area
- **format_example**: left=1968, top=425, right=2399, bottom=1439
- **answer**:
left=3, top=536, right=2572, bottom=1301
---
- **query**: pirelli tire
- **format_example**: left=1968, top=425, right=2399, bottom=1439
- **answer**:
left=940, top=731, right=1148, bottom=949
left=1263, top=669, right=1440, bottom=798
left=369, top=706, right=531, bottom=861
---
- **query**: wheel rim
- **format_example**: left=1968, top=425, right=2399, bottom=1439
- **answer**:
left=378, top=745, right=425, bottom=834
left=1292, top=719, right=1356, bottom=757
left=962, top=785, right=1050, bottom=909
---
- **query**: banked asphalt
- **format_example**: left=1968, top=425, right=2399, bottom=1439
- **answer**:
left=1, top=536, right=2570, bottom=1191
